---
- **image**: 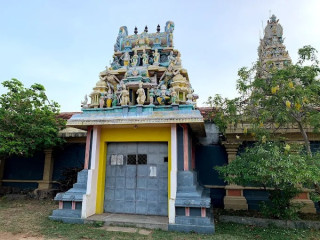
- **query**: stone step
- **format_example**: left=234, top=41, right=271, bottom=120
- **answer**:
left=51, top=209, right=82, bottom=218
left=85, top=213, right=168, bottom=231
left=175, top=216, right=212, bottom=225
left=168, top=223, right=214, bottom=234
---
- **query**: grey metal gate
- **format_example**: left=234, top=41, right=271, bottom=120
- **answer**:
left=104, top=142, right=168, bottom=216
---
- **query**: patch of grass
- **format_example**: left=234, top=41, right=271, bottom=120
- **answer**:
left=1, top=197, right=320, bottom=240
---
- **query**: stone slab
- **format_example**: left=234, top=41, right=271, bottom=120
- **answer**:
left=103, top=226, right=137, bottom=233
left=85, top=213, right=168, bottom=230
left=220, top=215, right=320, bottom=230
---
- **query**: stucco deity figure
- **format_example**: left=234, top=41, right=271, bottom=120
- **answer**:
left=159, top=64, right=179, bottom=87
left=175, top=52, right=182, bottom=66
left=114, top=26, right=128, bottom=52
left=136, top=82, right=146, bottom=105
left=186, top=88, right=193, bottom=104
left=171, top=89, right=177, bottom=104
left=121, top=52, right=131, bottom=67
left=81, top=94, right=88, bottom=108
left=157, top=85, right=169, bottom=105
left=99, top=94, right=105, bottom=108
left=149, top=88, right=155, bottom=105
left=131, top=50, right=139, bottom=67
left=103, top=71, right=120, bottom=87
left=120, top=84, right=129, bottom=106
left=153, top=49, right=160, bottom=66
left=165, top=21, right=175, bottom=47
left=168, top=51, right=176, bottom=64
left=111, top=56, right=121, bottom=70
left=142, top=49, right=149, bottom=66
left=106, top=88, right=113, bottom=108
left=112, top=93, right=118, bottom=107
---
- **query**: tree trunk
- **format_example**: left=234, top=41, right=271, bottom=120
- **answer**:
left=297, top=121, right=312, bottom=157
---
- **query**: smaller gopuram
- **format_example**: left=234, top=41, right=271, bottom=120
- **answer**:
left=85, top=22, right=197, bottom=110
left=51, top=21, right=214, bottom=234
left=257, top=14, right=292, bottom=78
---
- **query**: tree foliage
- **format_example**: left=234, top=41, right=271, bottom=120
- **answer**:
left=0, top=79, right=66, bottom=159
left=207, top=46, right=320, bottom=219
left=207, top=45, right=320, bottom=155
left=216, top=142, right=320, bottom=219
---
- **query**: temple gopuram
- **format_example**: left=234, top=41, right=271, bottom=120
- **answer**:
left=2, top=16, right=318, bottom=235
left=50, top=21, right=215, bottom=233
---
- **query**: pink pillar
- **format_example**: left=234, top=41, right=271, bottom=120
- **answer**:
left=201, top=207, right=206, bottom=217
left=185, top=207, right=190, bottom=216
left=72, top=201, right=76, bottom=210
left=182, top=124, right=189, bottom=171
left=84, top=126, right=93, bottom=169
left=59, top=201, right=63, bottom=209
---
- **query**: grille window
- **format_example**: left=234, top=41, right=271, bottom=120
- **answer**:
left=127, top=154, right=137, bottom=165
left=137, top=154, right=147, bottom=165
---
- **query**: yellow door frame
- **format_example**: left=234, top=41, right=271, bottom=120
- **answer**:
left=95, top=127, right=171, bottom=214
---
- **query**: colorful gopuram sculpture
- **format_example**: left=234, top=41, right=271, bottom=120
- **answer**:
left=85, top=21, right=197, bottom=109
left=257, top=14, right=292, bottom=78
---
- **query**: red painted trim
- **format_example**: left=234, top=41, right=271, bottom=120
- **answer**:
left=201, top=207, right=206, bottom=217
left=72, top=201, right=76, bottom=210
left=295, top=192, right=308, bottom=200
left=182, top=124, right=189, bottom=171
left=59, top=201, right=63, bottom=209
left=185, top=207, right=190, bottom=216
left=84, top=126, right=93, bottom=169
left=227, top=189, right=242, bottom=196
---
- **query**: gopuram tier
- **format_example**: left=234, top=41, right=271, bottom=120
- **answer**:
left=83, top=21, right=198, bottom=110
left=257, top=14, right=292, bottom=79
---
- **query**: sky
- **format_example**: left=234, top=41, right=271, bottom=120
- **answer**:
left=1, top=0, right=319, bottom=112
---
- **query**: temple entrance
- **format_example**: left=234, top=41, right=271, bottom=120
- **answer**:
left=104, top=142, right=168, bottom=216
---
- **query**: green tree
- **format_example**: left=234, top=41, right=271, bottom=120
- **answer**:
left=217, top=142, right=320, bottom=219
left=207, top=46, right=320, bottom=219
left=0, top=79, right=66, bottom=159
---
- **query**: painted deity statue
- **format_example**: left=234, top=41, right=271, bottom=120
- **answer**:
left=165, top=21, right=175, bottom=47
left=112, top=93, right=118, bottom=107
left=110, top=55, right=121, bottom=70
left=175, top=52, right=182, bottom=66
left=81, top=94, right=88, bottom=108
left=99, top=93, right=105, bottom=108
left=121, top=51, right=131, bottom=67
left=149, top=88, right=155, bottom=105
left=153, top=49, right=160, bottom=66
left=142, top=49, right=149, bottom=66
left=120, top=84, right=129, bottom=106
left=136, top=82, right=146, bottom=105
left=106, top=88, right=113, bottom=108
left=171, top=89, right=177, bottom=104
left=168, top=51, right=176, bottom=64
left=159, top=64, right=179, bottom=87
left=186, top=88, right=193, bottom=104
left=157, top=85, right=169, bottom=105
left=114, top=26, right=128, bottom=52
left=131, top=49, right=139, bottom=67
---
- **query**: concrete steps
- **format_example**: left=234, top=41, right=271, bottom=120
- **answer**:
left=85, top=213, right=168, bottom=231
